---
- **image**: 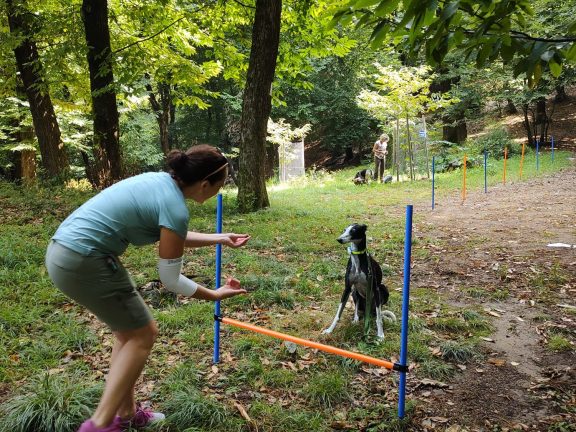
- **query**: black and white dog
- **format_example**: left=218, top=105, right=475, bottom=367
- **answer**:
left=323, top=224, right=396, bottom=340
left=353, top=169, right=373, bottom=185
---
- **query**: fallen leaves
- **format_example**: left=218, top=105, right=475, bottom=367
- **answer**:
left=487, top=358, right=506, bottom=367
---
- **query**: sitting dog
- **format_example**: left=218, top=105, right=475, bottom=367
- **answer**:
left=323, top=224, right=396, bottom=340
left=353, top=169, right=373, bottom=185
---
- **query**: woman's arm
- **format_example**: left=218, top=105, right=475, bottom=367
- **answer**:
left=184, top=231, right=250, bottom=248
left=159, top=228, right=246, bottom=300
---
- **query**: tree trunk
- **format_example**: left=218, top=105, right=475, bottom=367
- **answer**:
left=147, top=81, right=172, bottom=155
left=554, top=85, right=568, bottom=103
left=431, top=71, right=468, bottom=144
left=7, top=0, right=69, bottom=179
left=82, top=0, right=122, bottom=187
left=443, top=122, right=467, bottom=144
left=522, top=104, right=534, bottom=147
left=405, top=114, right=414, bottom=181
left=505, top=98, right=518, bottom=115
left=534, top=97, right=548, bottom=146
left=265, top=144, right=277, bottom=179
left=237, top=0, right=281, bottom=212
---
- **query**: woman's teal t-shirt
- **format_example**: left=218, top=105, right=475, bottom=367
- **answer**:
left=53, top=172, right=189, bottom=256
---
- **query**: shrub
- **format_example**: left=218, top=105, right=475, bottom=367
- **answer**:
left=162, top=389, right=230, bottom=429
left=0, top=373, right=100, bottom=432
left=471, top=128, right=522, bottom=160
left=440, top=340, right=478, bottom=363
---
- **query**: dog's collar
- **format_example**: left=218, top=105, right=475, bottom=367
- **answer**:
left=348, top=247, right=367, bottom=255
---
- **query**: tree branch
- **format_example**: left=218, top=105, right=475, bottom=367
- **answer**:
left=229, top=0, right=256, bottom=9
left=114, top=17, right=185, bottom=54
left=508, top=30, right=576, bottom=44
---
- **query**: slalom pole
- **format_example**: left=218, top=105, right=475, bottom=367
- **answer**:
left=462, top=154, right=467, bottom=201
left=536, top=139, right=540, bottom=171
left=213, top=194, right=223, bottom=364
left=398, top=204, right=413, bottom=419
left=218, top=317, right=398, bottom=370
left=503, top=147, right=508, bottom=184
left=484, top=150, right=487, bottom=193
left=551, top=135, right=555, bottom=162
left=519, top=142, right=526, bottom=179
left=432, top=156, right=435, bottom=210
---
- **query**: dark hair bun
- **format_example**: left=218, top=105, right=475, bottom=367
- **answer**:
left=167, top=149, right=188, bottom=171
left=166, top=144, right=228, bottom=185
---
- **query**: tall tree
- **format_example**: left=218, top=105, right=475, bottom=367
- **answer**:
left=237, top=0, right=281, bottom=212
left=81, top=0, right=122, bottom=186
left=146, top=80, right=173, bottom=155
left=6, top=0, right=69, bottom=179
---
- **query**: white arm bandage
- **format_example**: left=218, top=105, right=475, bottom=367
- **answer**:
left=158, top=257, right=198, bottom=296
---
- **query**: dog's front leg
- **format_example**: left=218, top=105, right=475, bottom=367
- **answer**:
left=353, top=293, right=361, bottom=323
left=322, top=283, right=352, bottom=335
left=375, top=306, right=385, bottom=340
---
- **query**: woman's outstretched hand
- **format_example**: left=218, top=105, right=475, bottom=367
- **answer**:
left=220, top=233, right=251, bottom=248
left=216, top=277, right=247, bottom=300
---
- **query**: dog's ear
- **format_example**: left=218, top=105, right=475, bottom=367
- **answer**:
left=359, top=224, right=368, bottom=232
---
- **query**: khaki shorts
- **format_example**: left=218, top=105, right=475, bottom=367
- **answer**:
left=45, top=241, right=153, bottom=331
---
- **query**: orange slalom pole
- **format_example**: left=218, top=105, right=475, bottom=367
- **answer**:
left=220, top=317, right=396, bottom=370
left=519, top=142, right=525, bottom=178
left=462, top=154, right=467, bottom=201
left=503, top=147, right=507, bottom=184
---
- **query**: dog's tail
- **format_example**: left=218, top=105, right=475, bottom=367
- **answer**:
left=382, top=310, right=397, bottom=323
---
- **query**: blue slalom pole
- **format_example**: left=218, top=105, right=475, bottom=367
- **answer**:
left=213, top=194, right=223, bottom=364
left=398, top=205, right=413, bottom=419
left=431, top=156, right=435, bottom=210
left=484, top=150, right=487, bottom=193
left=551, top=136, right=555, bottom=162
left=536, top=139, right=540, bottom=171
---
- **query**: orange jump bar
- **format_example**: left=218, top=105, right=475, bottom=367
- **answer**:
left=219, top=316, right=398, bottom=371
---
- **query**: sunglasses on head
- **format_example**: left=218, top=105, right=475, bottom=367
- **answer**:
left=202, top=162, right=228, bottom=181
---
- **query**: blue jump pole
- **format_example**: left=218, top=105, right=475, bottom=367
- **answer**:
left=398, top=205, right=413, bottom=419
left=213, top=193, right=223, bottom=364
left=431, top=156, right=435, bottom=210
left=536, top=139, right=540, bottom=171
left=551, top=136, right=555, bottom=162
left=484, top=150, right=487, bottom=193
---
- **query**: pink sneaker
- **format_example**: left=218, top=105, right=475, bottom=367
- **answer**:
left=119, top=404, right=165, bottom=429
left=77, top=418, right=122, bottom=432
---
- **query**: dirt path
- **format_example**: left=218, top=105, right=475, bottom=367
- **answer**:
left=406, top=164, right=576, bottom=431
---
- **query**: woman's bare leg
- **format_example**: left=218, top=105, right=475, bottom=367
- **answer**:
left=90, top=321, right=158, bottom=428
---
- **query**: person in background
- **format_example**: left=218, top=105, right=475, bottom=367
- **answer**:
left=373, top=133, right=389, bottom=183
left=45, top=144, right=250, bottom=432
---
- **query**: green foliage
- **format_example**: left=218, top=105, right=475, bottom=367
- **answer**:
left=470, top=128, right=521, bottom=160
left=120, top=109, right=165, bottom=175
left=358, top=64, right=457, bottom=122
left=332, top=0, right=576, bottom=83
left=0, top=373, right=101, bottom=432
left=273, top=48, right=384, bottom=155
left=429, top=140, right=466, bottom=172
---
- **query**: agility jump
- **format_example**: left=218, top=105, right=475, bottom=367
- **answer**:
left=211, top=194, right=413, bottom=419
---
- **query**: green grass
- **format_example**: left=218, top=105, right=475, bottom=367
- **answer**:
left=0, top=150, right=572, bottom=431
left=302, top=369, right=350, bottom=407
left=547, top=335, right=573, bottom=352
left=0, top=373, right=101, bottom=432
